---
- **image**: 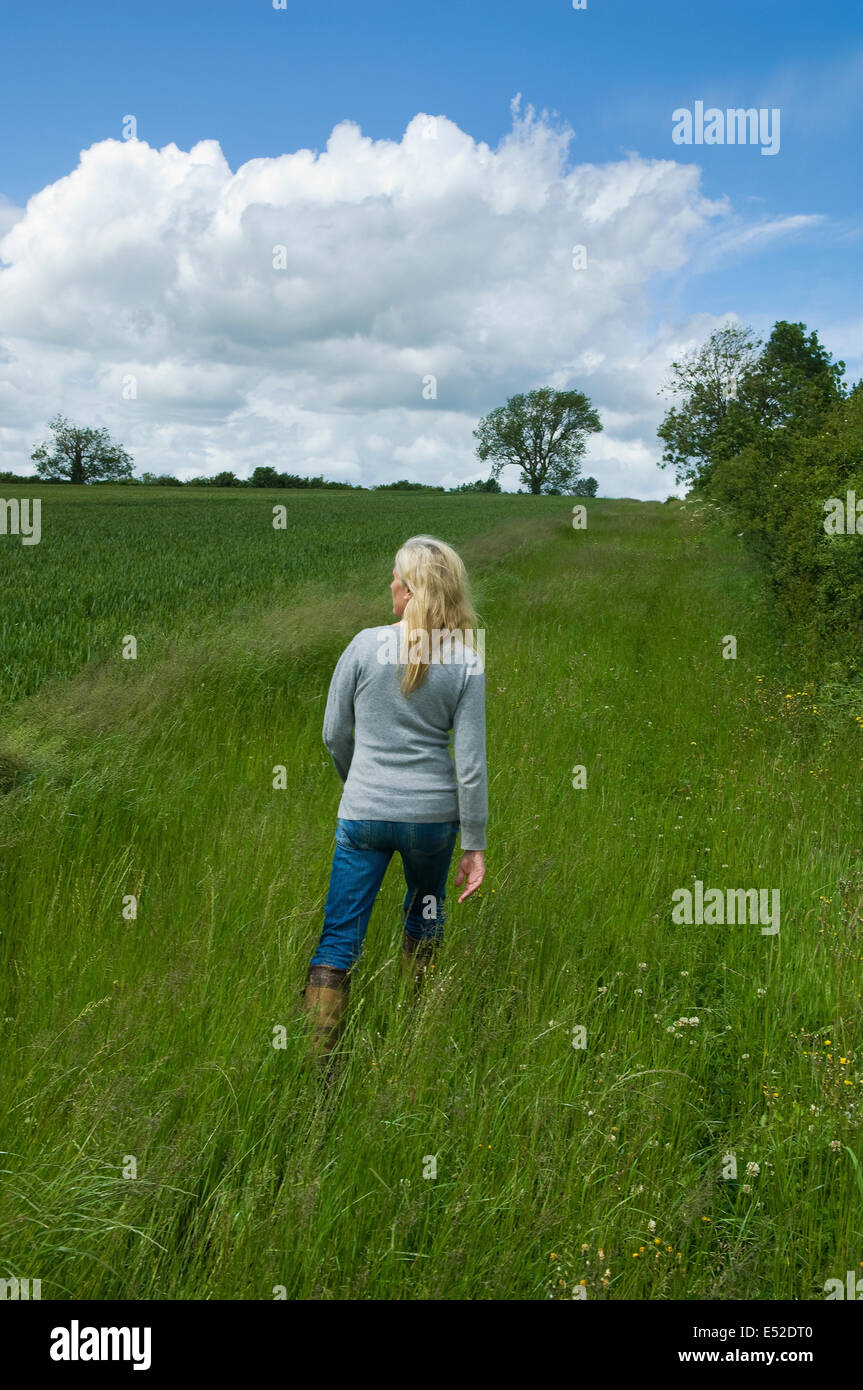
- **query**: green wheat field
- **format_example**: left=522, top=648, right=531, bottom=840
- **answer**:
left=1, top=486, right=861, bottom=1300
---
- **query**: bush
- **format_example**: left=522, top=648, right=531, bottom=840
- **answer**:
left=710, top=387, right=863, bottom=677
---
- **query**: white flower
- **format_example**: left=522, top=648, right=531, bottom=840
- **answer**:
left=746, top=1162, right=760, bottom=1177
left=647, top=1219, right=656, bottom=1233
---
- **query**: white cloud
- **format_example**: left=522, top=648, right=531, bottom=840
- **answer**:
left=0, top=100, right=779, bottom=493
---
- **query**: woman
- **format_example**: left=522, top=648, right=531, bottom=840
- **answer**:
left=304, top=535, right=487, bottom=1070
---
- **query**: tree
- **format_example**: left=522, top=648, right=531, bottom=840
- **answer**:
left=31, top=414, right=133, bottom=483
left=449, top=477, right=502, bottom=493
left=250, top=466, right=280, bottom=487
left=657, top=324, right=762, bottom=489
left=658, top=320, right=849, bottom=493
left=474, top=387, right=602, bottom=495
left=374, top=480, right=445, bottom=492
left=570, top=476, right=598, bottom=497
left=735, top=320, right=846, bottom=436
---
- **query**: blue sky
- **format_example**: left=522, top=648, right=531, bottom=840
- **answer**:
left=1, top=0, right=861, bottom=492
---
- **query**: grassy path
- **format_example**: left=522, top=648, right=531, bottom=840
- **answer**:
left=1, top=497, right=861, bottom=1299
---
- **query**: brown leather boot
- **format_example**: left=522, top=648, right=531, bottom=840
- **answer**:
left=303, top=964, right=350, bottom=1072
left=401, top=930, right=439, bottom=994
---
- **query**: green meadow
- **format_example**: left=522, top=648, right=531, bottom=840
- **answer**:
left=0, top=487, right=861, bottom=1299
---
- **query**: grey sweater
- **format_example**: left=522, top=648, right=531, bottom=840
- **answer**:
left=322, top=624, right=488, bottom=850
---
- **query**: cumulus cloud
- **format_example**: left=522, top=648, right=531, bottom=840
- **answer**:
left=1, top=99, right=759, bottom=494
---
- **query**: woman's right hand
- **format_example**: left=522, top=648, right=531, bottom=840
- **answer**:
left=455, top=850, right=485, bottom=903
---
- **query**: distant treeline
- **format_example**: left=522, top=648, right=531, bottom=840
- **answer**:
left=0, top=466, right=599, bottom=496
left=659, top=320, right=863, bottom=682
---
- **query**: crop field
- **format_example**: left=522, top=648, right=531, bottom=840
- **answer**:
left=1, top=486, right=861, bottom=1299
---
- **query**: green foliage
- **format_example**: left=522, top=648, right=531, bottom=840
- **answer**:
left=248, top=467, right=357, bottom=489
left=374, top=479, right=445, bottom=492
left=660, top=322, right=862, bottom=681
left=657, top=324, right=762, bottom=489
left=449, top=478, right=502, bottom=493
left=474, top=386, right=602, bottom=495
left=30, top=414, right=134, bottom=484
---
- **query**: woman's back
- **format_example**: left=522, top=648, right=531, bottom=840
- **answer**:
left=323, top=623, right=487, bottom=850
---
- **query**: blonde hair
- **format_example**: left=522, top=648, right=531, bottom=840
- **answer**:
left=393, top=535, right=479, bottom=694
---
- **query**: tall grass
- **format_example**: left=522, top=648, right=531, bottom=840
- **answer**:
left=0, top=493, right=860, bottom=1299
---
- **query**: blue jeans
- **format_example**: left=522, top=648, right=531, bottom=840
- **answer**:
left=310, top=819, right=461, bottom=972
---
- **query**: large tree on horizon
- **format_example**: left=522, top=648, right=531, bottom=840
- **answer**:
left=31, top=414, right=134, bottom=484
left=473, top=387, right=602, bottom=495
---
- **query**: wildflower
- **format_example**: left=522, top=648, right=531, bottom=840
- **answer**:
left=746, top=1162, right=760, bottom=1177
left=831, top=1140, right=841, bottom=1151
left=741, top=1183, right=752, bottom=1194
left=757, top=988, right=766, bottom=997
left=647, top=1219, right=656, bottom=1234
